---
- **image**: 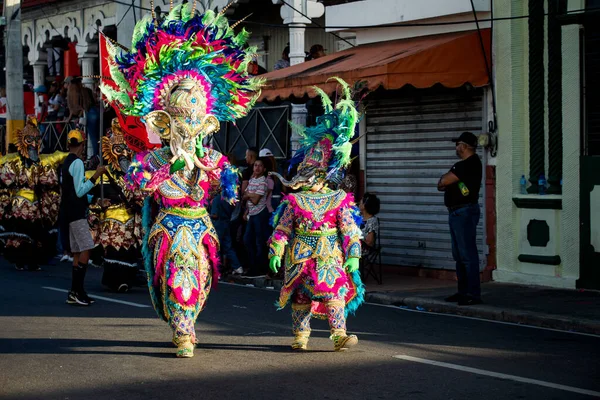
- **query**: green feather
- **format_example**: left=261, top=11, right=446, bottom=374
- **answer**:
left=99, top=84, right=132, bottom=108
left=328, top=76, right=351, bottom=100
left=202, top=9, right=216, bottom=26
left=181, top=2, right=192, bottom=22
left=233, top=28, right=251, bottom=47
left=131, top=14, right=153, bottom=52
left=311, top=86, right=333, bottom=113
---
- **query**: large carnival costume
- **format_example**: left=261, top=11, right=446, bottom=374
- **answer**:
left=87, top=118, right=144, bottom=292
left=0, top=118, right=66, bottom=269
left=268, top=80, right=364, bottom=352
left=100, top=3, right=260, bottom=357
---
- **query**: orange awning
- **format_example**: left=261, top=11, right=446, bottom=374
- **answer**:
left=258, top=29, right=491, bottom=102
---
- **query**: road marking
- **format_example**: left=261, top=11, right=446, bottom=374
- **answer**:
left=42, top=287, right=150, bottom=308
left=368, top=303, right=600, bottom=339
left=244, top=331, right=276, bottom=336
left=393, top=355, right=600, bottom=397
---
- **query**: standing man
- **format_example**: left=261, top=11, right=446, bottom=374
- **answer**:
left=437, top=132, right=483, bottom=306
left=60, top=129, right=106, bottom=306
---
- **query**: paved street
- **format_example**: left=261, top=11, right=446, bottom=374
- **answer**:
left=0, top=261, right=599, bottom=400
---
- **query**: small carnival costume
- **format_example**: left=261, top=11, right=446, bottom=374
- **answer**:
left=100, top=4, right=260, bottom=357
left=268, top=80, right=364, bottom=352
left=0, top=118, right=66, bottom=269
left=88, top=118, right=144, bottom=292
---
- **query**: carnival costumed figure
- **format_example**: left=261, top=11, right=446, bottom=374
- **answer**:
left=268, top=79, right=365, bottom=352
left=0, top=117, right=67, bottom=269
left=100, top=3, right=260, bottom=357
left=87, top=118, right=144, bottom=292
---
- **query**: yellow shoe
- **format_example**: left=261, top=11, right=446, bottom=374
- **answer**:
left=332, top=334, right=358, bottom=352
left=175, top=335, right=194, bottom=358
left=291, top=333, right=309, bottom=351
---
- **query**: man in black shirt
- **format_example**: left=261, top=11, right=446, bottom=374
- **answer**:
left=437, top=132, right=483, bottom=306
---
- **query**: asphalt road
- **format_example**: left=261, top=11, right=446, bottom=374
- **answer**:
left=0, top=260, right=599, bottom=400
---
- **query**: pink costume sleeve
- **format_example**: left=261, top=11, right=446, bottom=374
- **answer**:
left=268, top=199, right=295, bottom=259
left=338, top=197, right=362, bottom=260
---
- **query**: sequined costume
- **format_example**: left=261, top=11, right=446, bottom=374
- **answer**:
left=100, top=4, right=260, bottom=357
left=0, top=117, right=67, bottom=269
left=268, top=79, right=365, bottom=351
left=88, top=118, right=144, bottom=291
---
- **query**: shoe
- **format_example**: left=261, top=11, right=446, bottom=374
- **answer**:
left=28, top=265, right=42, bottom=271
left=175, top=335, right=194, bottom=358
left=291, top=334, right=310, bottom=351
left=444, top=293, right=463, bottom=302
left=232, top=267, right=244, bottom=275
left=15, top=264, right=25, bottom=271
left=66, top=291, right=90, bottom=306
left=118, top=284, right=129, bottom=293
left=458, top=297, right=483, bottom=306
left=332, top=334, right=358, bottom=352
left=60, top=254, right=70, bottom=262
left=81, top=292, right=96, bottom=304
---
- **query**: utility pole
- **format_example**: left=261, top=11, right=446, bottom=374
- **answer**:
left=4, top=0, right=24, bottom=152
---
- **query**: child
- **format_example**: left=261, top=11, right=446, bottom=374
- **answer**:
left=242, top=157, right=270, bottom=277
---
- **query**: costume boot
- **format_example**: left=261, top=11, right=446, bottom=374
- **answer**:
left=326, top=299, right=358, bottom=351
left=174, top=334, right=194, bottom=358
left=291, top=302, right=312, bottom=350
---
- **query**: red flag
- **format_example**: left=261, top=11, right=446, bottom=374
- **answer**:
left=99, top=33, right=160, bottom=153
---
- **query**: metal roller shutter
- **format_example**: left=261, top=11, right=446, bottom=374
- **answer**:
left=365, top=91, right=486, bottom=270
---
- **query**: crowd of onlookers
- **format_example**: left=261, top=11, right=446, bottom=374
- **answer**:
left=210, top=145, right=381, bottom=280
left=248, top=43, right=328, bottom=76
left=0, top=77, right=102, bottom=159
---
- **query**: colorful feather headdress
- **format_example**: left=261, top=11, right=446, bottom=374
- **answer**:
left=100, top=3, right=262, bottom=125
left=273, top=78, right=360, bottom=189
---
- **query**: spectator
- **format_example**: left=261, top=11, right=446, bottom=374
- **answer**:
left=359, top=193, right=380, bottom=252
left=34, top=85, right=48, bottom=121
left=306, top=44, right=326, bottom=61
left=67, top=78, right=100, bottom=157
left=437, top=131, right=483, bottom=306
left=241, top=146, right=259, bottom=193
left=273, top=45, right=290, bottom=71
left=47, top=82, right=66, bottom=121
left=23, top=84, right=35, bottom=118
left=210, top=188, right=243, bottom=275
left=259, top=148, right=280, bottom=212
left=60, top=129, right=107, bottom=306
left=242, top=157, right=270, bottom=277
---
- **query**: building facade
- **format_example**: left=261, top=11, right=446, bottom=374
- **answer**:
left=494, top=0, right=600, bottom=289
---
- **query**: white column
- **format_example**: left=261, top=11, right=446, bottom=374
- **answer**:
left=289, top=24, right=307, bottom=151
left=32, top=62, right=46, bottom=89
left=80, top=55, right=97, bottom=89
left=274, top=0, right=324, bottom=152
left=288, top=24, right=306, bottom=66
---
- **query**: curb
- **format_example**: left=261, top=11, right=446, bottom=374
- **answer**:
left=365, top=292, right=600, bottom=336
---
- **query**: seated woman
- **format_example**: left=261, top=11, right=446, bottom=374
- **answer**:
left=359, top=193, right=380, bottom=255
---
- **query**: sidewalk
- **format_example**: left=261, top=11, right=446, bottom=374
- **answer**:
left=226, top=271, right=600, bottom=335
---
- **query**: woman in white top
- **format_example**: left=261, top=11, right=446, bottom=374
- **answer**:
left=359, top=193, right=381, bottom=253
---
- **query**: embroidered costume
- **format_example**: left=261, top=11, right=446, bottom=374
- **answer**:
left=88, top=118, right=144, bottom=291
left=268, top=79, right=364, bottom=351
left=0, top=118, right=66, bottom=269
left=100, top=3, right=260, bottom=357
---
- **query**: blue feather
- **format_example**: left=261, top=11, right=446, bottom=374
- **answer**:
left=220, top=164, right=239, bottom=204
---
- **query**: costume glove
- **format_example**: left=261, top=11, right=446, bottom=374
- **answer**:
left=344, top=258, right=359, bottom=273
left=270, top=256, right=281, bottom=273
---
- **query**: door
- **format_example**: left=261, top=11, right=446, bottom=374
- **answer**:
left=365, top=89, right=486, bottom=270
